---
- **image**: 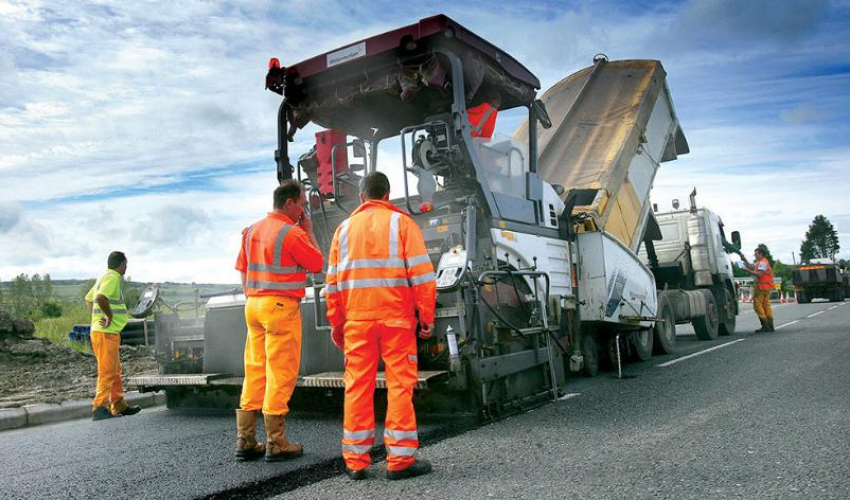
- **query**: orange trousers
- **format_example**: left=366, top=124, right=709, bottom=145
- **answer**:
left=240, top=296, right=302, bottom=415
left=91, top=331, right=127, bottom=414
left=342, top=318, right=419, bottom=472
left=753, top=288, right=773, bottom=321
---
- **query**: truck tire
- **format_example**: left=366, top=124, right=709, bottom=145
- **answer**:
left=580, top=333, right=599, bottom=377
left=631, top=328, right=653, bottom=361
left=798, top=291, right=812, bottom=304
left=719, top=288, right=736, bottom=336
left=693, top=290, right=719, bottom=341
left=653, top=295, right=676, bottom=355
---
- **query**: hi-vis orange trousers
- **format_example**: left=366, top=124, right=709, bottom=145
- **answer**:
left=753, top=287, right=773, bottom=322
left=342, top=318, right=419, bottom=472
left=240, top=296, right=302, bottom=415
left=91, top=331, right=127, bottom=414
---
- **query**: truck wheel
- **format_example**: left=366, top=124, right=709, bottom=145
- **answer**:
left=631, top=328, right=653, bottom=361
left=719, top=289, right=736, bottom=336
left=693, top=290, right=719, bottom=341
left=580, top=333, right=599, bottom=377
left=653, top=295, right=676, bottom=355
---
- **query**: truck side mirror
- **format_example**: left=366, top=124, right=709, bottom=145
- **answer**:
left=731, top=231, right=741, bottom=250
left=533, top=99, right=552, bottom=129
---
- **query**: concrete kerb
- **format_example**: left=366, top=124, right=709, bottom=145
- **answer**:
left=0, top=391, right=166, bottom=432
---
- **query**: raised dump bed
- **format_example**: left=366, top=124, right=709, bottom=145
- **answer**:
left=515, top=58, right=689, bottom=252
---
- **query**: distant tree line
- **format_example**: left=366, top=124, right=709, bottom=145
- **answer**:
left=0, top=274, right=140, bottom=321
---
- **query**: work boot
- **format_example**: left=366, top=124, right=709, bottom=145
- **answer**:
left=766, top=319, right=775, bottom=332
left=120, top=406, right=142, bottom=416
left=92, top=407, right=117, bottom=421
left=754, top=319, right=768, bottom=333
left=235, top=410, right=266, bottom=461
left=387, top=458, right=432, bottom=481
left=344, top=466, right=368, bottom=481
left=264, top=414, right=303, bottom=462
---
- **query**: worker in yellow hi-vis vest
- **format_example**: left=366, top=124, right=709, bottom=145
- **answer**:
left=85, top=251, right=142, bottom=421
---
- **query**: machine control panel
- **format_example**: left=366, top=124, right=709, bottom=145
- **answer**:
left=436, top=248, right=467, bottom=290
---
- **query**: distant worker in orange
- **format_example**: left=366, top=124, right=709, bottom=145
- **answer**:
left=740, top=244, right=775, bottom=332
left=234, top=180, right=323, bottom=462
left=325, top=171, right=437, bottom=481
left=467, top=89, right=501, bottom=139
left=85, top=251, right=142, bottom=421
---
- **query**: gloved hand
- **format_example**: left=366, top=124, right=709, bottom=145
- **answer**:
left=331, top=324, right=344, bottom=350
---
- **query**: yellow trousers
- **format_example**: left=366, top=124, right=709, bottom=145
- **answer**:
left=753, top=288, right=773, bottom=321
left=91, top=331, right=127, bottom=414
left=240, top=296, right=302, bottom=415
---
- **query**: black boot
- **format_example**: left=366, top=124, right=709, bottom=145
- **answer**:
left=754, top=319, right=767, bottom=333
left=120, top=406, right=142, bottom=416
left=92, top=407, right=117, bottom=421
left=344, top=467, right=368, bottom=480
left=766, top=319, right=775, bottom=332
left=387, top=459, right=432, bottom=481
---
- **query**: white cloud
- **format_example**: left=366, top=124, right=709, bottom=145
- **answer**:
left=1, top=0, right=849, bottom=282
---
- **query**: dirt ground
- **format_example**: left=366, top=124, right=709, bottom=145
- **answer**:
left=0, top=312, right=158, bottom=409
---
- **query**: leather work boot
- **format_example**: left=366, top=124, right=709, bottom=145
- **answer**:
left=120, top=406, right=142, bottom=416
left=264, top=414, right=303, bottom=462
left=235, top=410, right=266, bottom=461
left=92, top=407, right=117, bottom=421
left=754, top=319, right=768, bottom=333
left=344, top=466, right=368, bottom=481
left=766, top=319, right=775, bottom=332
left=387, top=458, right=432, bottom=481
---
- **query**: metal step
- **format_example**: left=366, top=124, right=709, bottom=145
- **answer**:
left=128, top=370, right=449, bottom=391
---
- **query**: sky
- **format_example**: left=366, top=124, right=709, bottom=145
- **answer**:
left=1, top=0, right=849, bottom=284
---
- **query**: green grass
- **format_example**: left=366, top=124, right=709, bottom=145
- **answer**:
left=34, top=304, right=92, bottom=354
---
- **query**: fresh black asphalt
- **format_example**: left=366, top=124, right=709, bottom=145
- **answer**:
left=2, top=301, right=847, bottom=499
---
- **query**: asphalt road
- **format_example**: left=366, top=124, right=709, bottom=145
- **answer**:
left=2, top=301, right=847, bottom=499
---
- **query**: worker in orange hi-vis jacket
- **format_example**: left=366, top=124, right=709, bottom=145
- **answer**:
left=325, top=171, right=437, bottom=481
left=740, top=244, right=775, bottom=333
left=234, top=180, right=323, bottom=463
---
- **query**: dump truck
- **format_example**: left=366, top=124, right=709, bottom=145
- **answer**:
left=130, top=15, right=693, bottom=416
left=638, top=190, right=741, bottom=352
left=793, top=259, right=849, bottom=303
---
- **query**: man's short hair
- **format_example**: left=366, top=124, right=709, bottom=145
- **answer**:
left=107, top=251, right=126, bottom=270
left=360, top=172, right=390, bottom=200
left=274, top=180, right=303, bottom=209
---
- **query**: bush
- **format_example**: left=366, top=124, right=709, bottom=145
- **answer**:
left=40, top=300, right=64, bottom=318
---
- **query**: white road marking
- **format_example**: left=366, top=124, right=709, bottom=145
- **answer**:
left=806, top=311, right=825, bottom=318
left=558, top=393, right=581, bottom=401
left=828, top=305, right=839, bottom=310
left=657, top=339, right=746, bottom=368
left=775, top=320, right=799, bottom=330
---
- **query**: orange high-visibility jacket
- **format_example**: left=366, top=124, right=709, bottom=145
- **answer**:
left=236, top=212, right=323, bottom=298
left=755, top=257, right=775, bottom=290
left=325, top=200, right=436, bottom=326
left=467, top=102, right=498, bottom=139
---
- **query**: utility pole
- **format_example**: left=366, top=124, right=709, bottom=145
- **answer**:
left=791, top=252, right=797, bottom=265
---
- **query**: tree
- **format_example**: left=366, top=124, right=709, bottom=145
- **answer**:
left=10, top=273, right=35, bottom=318
left=772, top=260, right=794, bottom=291
left=800, top=214, right=840, bottom=262
left=757, top=243, right=774, bottom=266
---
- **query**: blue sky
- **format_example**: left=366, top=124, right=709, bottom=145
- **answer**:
left=1, top=0, right=849, bottom=283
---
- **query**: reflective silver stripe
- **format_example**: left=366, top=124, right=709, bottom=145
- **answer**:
left=245, top=281, right=305, bottom=291
left=388, top=212, right=400, bottom=258
left=343, top=429, right=375, bottom=442
left=327, top=266, right=337, bottom=275
left=386, top=445, right=417, bottom=457
left=336, top=278, right=410, bottom=291
left=384, top=429, right=418, bottom=441
left=325, top=285, right=338, bottom=294
left=338, top=219, right=351, bottom=263
left=408, top=272, right=436, bottom=286
left=408, top=355, right=418, bottom=363
left=337, top=257, right=406, bottom=271
left=405, top=254, right=431, bottom=267
left=247, top=263, right=305, bottom=274
left=471, top=106, right=497, bottom=135
left=93, top=308, right=127, bottom=314
left=342, top=444, right=372, bottom=454
left=271, top=224, right=294, bottom=270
